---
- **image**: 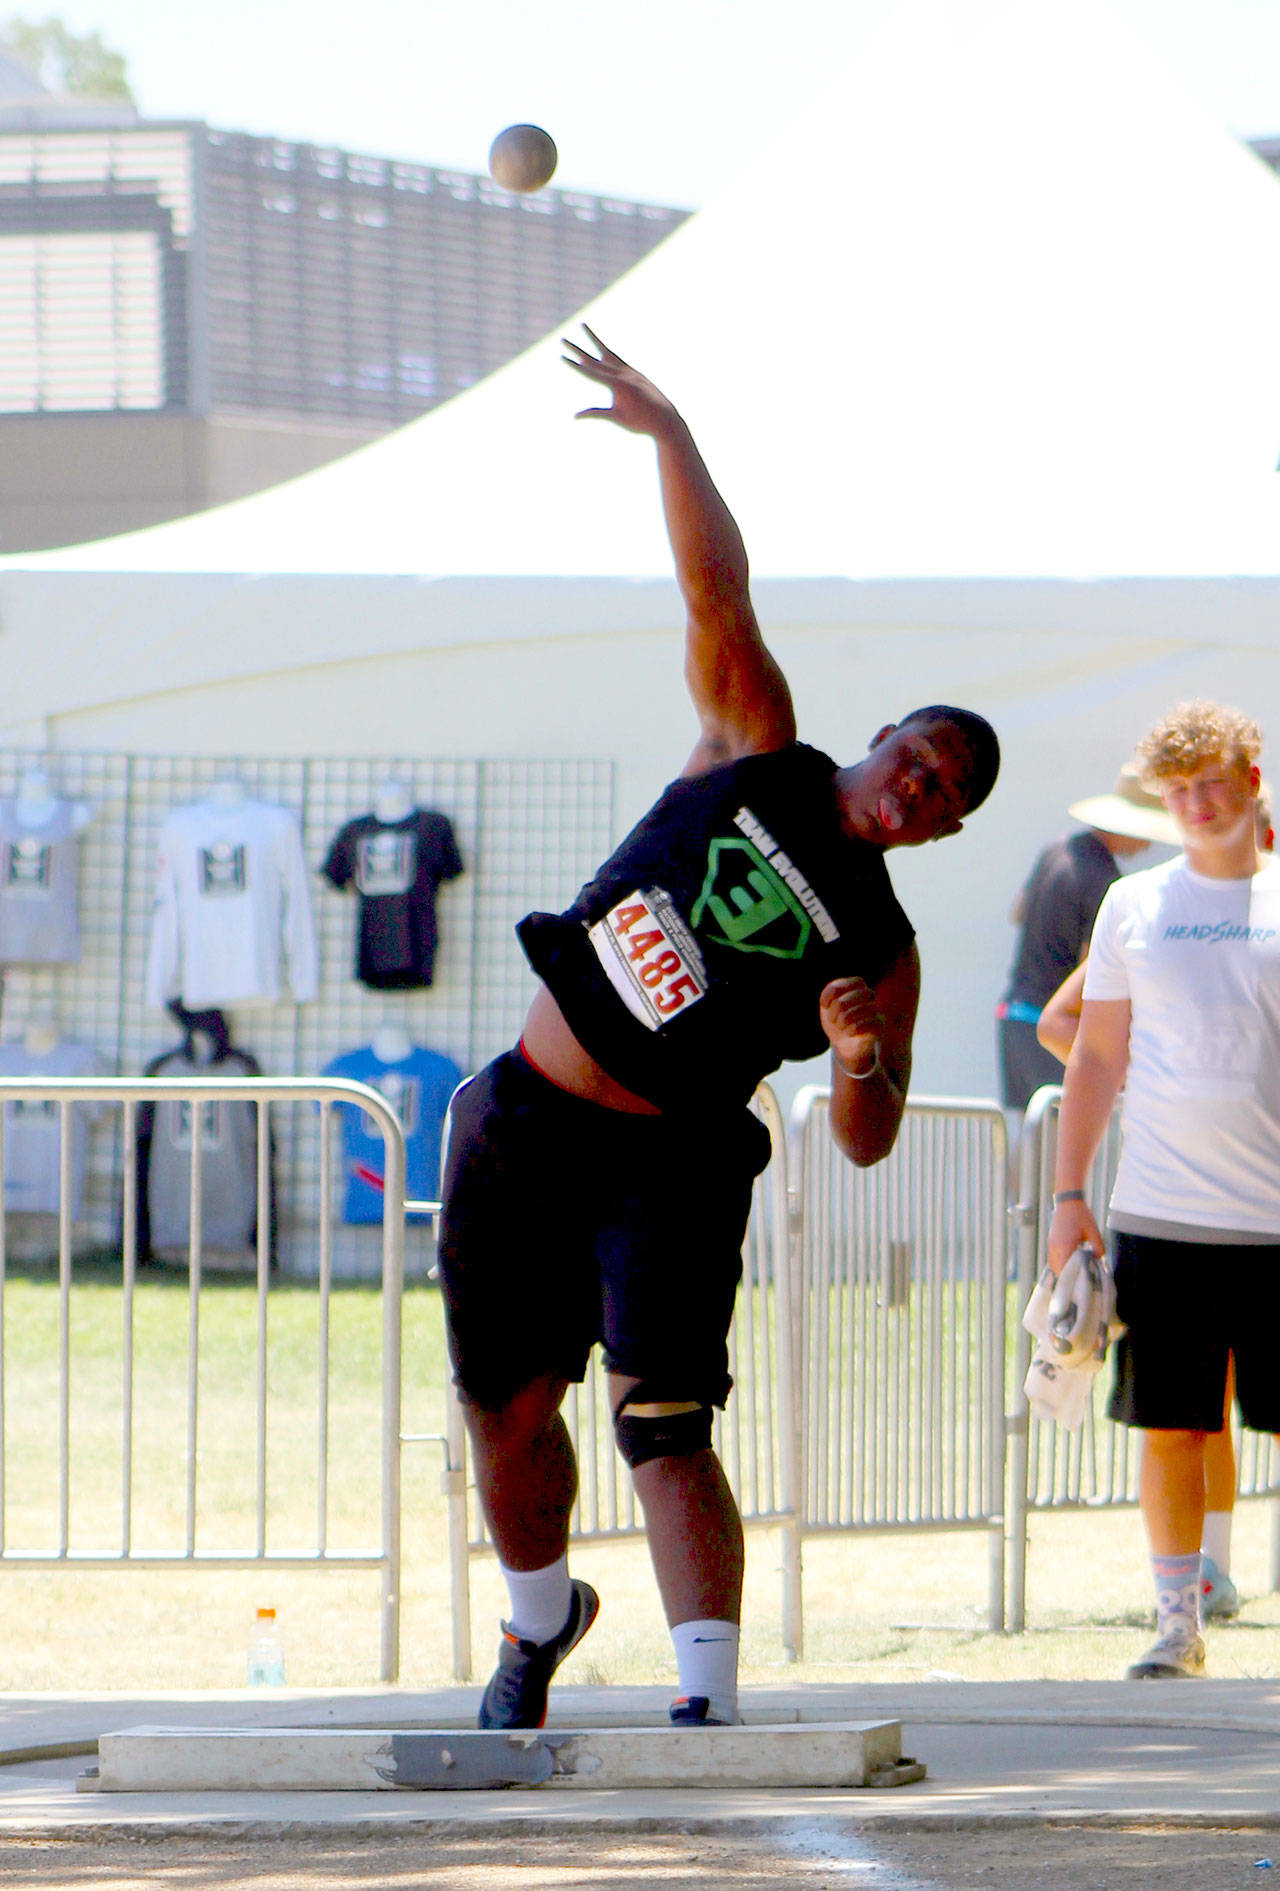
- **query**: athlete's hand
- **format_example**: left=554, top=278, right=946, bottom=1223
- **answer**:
left=1046, top=1197, right=1105, bottom=1276
left=562, top=326, right=681, bottom=439
left=820, top=976, right=883, bottom=1080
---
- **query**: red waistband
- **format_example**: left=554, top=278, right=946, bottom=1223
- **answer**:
left=517, top=1034, right=577, bottom=1097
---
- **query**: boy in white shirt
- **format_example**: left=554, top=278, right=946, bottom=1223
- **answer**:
left=1048, top=701, right=1280, bottom=1680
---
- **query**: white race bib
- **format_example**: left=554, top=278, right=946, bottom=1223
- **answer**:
left=588, top=888, right=708, bottom=1032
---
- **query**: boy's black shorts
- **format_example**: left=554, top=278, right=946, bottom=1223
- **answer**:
left=437, top=1049, right=773, bottom=1413
left=1107, top=1229, right=1280, bottom=1433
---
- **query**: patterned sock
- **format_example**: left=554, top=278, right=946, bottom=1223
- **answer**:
left=1200, top=1511, right=1232, bottom=1574
left=1151, top=1551, right=1202, bottom=1643
left=498, top=1556, right=573, bottom=1645
left=670, top=1618, right=740, bottom=1724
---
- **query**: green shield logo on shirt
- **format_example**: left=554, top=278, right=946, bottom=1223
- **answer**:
left=690, top=837, right=812, bottom=959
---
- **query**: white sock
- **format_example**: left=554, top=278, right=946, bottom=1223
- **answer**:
left=670, top=1618, right=740, bottom=1724
left=1152, top=1551, right=1202, bottom=1642
left=499, top=1556, right=572, bottom=1645
left=1201, top=1511, right=1232, bottom=1573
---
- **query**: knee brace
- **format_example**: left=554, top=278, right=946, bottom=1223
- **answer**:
left=612, top=1391, right=714, bottom=1470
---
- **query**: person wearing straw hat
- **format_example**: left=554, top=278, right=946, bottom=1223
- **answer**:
left=996, top=766, right=1177, bottom=1121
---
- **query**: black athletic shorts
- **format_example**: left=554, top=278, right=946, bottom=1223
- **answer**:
left=997, top=1017, right=1061, bottom=1115
left=437, top=1048, right=773, bottom=1412
left=1107, top=1229, right=1280, bottom=1433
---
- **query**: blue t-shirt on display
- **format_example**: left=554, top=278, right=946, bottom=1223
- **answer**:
left=322, top=1043, right=463, bottom=1224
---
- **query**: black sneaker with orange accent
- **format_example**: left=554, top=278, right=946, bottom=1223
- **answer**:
left=669, top=1694, right=733, bottom=1726
left=477, top=1579, right=600, bottom=1729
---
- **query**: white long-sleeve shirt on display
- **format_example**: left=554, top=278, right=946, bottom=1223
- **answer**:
left=145, top=798, right=319, bottom=1008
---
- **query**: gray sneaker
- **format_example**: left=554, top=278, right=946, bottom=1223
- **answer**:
left=1125, top=1631, right=1206, bottom=1680
left=1201, top=1556, right=1240, bottom=1621
left=478, top=1579, right=600, bottom=1729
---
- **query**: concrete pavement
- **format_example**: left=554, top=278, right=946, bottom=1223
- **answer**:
left=0, top=1679, right=1277, bottom=1834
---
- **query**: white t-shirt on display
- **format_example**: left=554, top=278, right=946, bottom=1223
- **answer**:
left=1083, top=854, right=1280, bottom=1238
left=0, top=1037, right=103, bottom=1216
left=0, top=796, right=91, bottom=965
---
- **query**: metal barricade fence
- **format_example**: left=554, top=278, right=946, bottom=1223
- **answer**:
left=0, top=1075, right=407, bottom=1682
left=1006, top=1084, right=1280, bottom=1630
left=23, top=1068, right=1274, bottom=1676
left=442, top=1083, right=800, bottom=1681
left=789, top=1088, right=1010, bottom=1638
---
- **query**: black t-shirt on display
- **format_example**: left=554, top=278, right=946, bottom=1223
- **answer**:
left=322, top=809, right=464, bottom=990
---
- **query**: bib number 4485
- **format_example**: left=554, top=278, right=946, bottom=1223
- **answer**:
left=588, top=890, right=707, bottom=1032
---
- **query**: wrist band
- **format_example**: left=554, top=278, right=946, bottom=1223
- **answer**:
left=839, top=1051, right=879, bottom=1081
left=1053, top=1189, right=1086, bottom=1205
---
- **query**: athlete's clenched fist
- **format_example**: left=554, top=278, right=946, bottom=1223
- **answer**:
left=820, top=975, right=883, bottom=1080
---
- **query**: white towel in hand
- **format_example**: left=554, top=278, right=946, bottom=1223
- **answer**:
left=1021, top=1255, right=1125, bottom=1431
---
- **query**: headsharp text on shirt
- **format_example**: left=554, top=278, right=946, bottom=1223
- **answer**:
left=732, top=808, right=840, bottom=944
left=1163, top=922, right=1278, bottom=943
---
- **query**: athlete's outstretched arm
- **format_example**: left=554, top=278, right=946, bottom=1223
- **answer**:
left=564, top=327, right=795, bottom=775
left=820, top=944, right=920, bottom=1166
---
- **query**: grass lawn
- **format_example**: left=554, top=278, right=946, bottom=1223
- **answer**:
left=0, top=1267, right=1277, bottom=1693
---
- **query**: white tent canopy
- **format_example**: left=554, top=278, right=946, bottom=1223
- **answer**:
left=1, top=0, right=1277, bottom=1100
left=5, top=0, right=1280, bottom=591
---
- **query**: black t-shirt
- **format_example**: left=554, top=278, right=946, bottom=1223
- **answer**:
left=1003, top=829, right=1119, bottom=1010
left=518, top=743, right=914, bottom=1110
left=322, top=809, right=464, bottom=990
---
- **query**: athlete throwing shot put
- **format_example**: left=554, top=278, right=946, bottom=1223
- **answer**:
left=439, top=329, right=1000, bottom=1730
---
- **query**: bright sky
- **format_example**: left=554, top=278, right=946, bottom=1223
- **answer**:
left=24, top=0, right=1280, bottom=208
